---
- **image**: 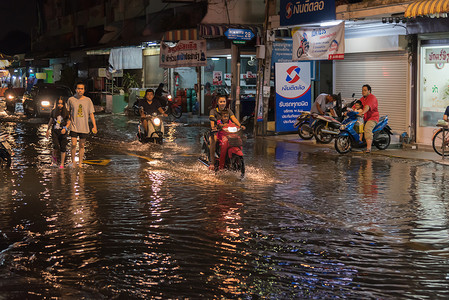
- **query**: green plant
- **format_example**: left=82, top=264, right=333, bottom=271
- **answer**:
left=123, top=73, right=140, bottom=94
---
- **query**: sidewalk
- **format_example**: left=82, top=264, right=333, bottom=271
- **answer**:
left=261, top=133, right=449, bottom=166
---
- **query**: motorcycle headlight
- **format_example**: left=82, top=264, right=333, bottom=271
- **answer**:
left=41, top=100, right=51, bottom=107
left=227, top=126, right=238, bottom=133
left=153, top=117, right=161, bottom=126
left=7, top=95, right=14, bottom=100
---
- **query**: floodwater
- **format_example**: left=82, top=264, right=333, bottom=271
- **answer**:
left=1, top=114, right=449, bottom=299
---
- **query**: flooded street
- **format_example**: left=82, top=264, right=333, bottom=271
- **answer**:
left=1, top=113, right=449, bottom=298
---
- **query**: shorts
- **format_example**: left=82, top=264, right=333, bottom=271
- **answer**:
left=70, top=131, right=89, bottom=140
left=364, top=120, right=378, bottom=140
left=52, top=132, right=68, bottom=152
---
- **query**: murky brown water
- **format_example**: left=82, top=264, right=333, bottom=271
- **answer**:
left=1, top=114, right=449, bottom=298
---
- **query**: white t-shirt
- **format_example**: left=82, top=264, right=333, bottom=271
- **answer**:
left=310, top=93, right=333, bottom=114
left=68, top=96, right=95, bottom=134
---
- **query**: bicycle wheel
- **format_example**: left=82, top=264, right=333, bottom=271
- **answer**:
left=432, top=128, right=449, bottom=156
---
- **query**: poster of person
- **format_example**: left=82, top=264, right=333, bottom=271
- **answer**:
left=292, top=22, right=345, bottom=61
left=213, top=71, right=223, bottom=85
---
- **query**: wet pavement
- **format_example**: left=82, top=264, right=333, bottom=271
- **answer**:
left=1, top=108, right=449, bottom=299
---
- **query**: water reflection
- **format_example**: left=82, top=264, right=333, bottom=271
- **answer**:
left=2, top=115, right=449, bottom=297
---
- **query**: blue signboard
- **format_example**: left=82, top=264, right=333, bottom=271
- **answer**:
left=280, top=0, right=336, bottom=26
left=275, top=62, right=311, bottom=133
left=224, top=28, right=255, bottom=41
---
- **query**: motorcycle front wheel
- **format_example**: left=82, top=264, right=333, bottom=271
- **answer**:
left=314, top=123, right=333, bottom=144
left=335, top=136, right=351, bottom=154
left=171, top=106, right=182, bottom=119
left=230, top=154, right=245, bottom=177
left=298, top=122, right=314, bottom=140
left=373, top=130, right=391, bottom=150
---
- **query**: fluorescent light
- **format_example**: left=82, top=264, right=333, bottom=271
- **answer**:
left=211, top=58, right=219, bottom=61
left=320, top=20, right=342, bottom=27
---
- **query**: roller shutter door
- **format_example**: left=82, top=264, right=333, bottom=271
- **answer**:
left=335, top=51, right=409, bottom=133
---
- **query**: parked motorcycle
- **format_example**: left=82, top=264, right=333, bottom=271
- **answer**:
left=0, top=131, right=13, bottom=168
left=313, top=114, right=343, bottom=144
left=199, top=125, right=245, bottom=177
left=137, top=113, right=165, bottom=144
left=294, top=111, right=314, bottom=140
left=162, top=94, right=182, bottom=119
left=334, top=110, right=392, bottom=154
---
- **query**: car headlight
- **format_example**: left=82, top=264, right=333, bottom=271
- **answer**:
left=41, top=100, right=51, bottom=107
left=153, top=117, right=161, bottom=126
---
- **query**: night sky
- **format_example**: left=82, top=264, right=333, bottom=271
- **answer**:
left=0, top=0, right=37, bottom=55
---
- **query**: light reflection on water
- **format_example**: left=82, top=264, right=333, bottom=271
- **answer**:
left=1, top=116, right=449, bottom=298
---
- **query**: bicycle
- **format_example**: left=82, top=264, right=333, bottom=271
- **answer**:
left=432, top=121, right=449, bottom=156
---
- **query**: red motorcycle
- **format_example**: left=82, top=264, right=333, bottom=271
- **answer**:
left=164, top=94, right=182, bottom=119
left=199, top=124, right=245, bottom=177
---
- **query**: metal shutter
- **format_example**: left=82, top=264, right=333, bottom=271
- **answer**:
left=335, top=51, right=409, bottom=133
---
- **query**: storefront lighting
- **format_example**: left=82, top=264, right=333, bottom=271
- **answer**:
left=29, top=69, right=34, bottom=73
left=211, top=58, right=219, bottom=61
left=320, top=20, right=342, bottom=27
left=227, top=56, right=231, bottom=59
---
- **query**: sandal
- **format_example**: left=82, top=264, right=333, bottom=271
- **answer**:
left=364, top=149, right=371, bottom=153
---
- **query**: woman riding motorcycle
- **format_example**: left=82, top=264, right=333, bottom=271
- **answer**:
left=209, top=95, right=244, bottom=170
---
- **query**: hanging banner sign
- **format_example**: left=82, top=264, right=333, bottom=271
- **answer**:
left=292, top=22, right=345, bottom=61
left=271, top=40, right=293, bottom=80
left=160, top=40, right=207, bottom=68
left=275, top=62, right=311, bottom=132
left=280, top=0, right=336, bottom=27
left=425, top=47, right=449, bottom=64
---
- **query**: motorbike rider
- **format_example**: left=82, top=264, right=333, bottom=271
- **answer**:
left=139, top=89, right=168, bottom=136
left=310, top=93, right=338, bottom=117
left=4, top=84, right=16, bottom=111
left=155, top=83, right=168, bottom=106
left=209, top=95, right=244, bottom=170
left=358, top=84, right=379, bottom=153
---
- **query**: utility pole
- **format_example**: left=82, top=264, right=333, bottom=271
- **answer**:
left=231, top=43, right=240, bottom=120
left=256, top=0, right=277, bottom=136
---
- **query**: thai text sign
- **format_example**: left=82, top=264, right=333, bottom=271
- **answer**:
left=280, top=0, right=336, bottom=27
left=275, top=62, right=311, bottom=132
left=425, top=47, right=449, bottom=64
left=160, top=40, right=207, bottom=68
left=224, top=28, right=255, bottom=41
left=292, top=22, right=344, bottom=61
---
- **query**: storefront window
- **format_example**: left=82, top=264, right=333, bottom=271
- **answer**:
left=420, top=45, right=449, bottom=127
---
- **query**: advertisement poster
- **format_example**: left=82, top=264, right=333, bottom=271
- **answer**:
left=213, top=71, right=223, bottom=85
left=160, top=40, right=207, bottom=68
left=275, top=62, right=311, bottom=132
left=292, top=22, right=345, bottom=61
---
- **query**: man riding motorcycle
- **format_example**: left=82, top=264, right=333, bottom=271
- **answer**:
left=139, top=89, right=167, bottom=136
left=209, top=95, right=244, bottom=170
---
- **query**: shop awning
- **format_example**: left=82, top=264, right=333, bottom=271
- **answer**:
left=405, top=0, right=449, bottom=18
left=198, top=23, right=262, bottom=39
left=162, top=28, right=199, bottom=41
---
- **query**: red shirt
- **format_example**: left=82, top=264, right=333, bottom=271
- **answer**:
left=360, top=94, right=379, bottom=122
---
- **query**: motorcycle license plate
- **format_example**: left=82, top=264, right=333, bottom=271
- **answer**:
left=1, top=141, right=12, bottom=155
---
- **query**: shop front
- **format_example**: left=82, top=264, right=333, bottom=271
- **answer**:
left=405, top=0, right=449, bottom=144
left=334, top=21, right=410, bottom=137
